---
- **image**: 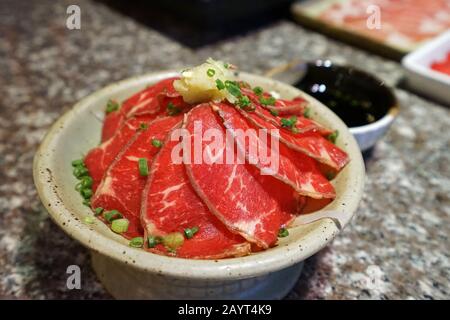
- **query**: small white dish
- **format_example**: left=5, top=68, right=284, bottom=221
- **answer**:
left=402, top=30, right=450, bottom=105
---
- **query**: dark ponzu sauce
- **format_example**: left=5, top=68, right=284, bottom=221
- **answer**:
left=295, top=62, right=395, bottom=127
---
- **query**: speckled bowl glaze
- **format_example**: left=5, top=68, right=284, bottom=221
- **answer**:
left=33, top=71, right=365, bottom=300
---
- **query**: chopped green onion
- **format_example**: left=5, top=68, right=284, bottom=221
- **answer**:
left=73, top=166, right=89, bottom=179
left=291, top=127, right=300, bottom=134
left=105, top=99, right=120, bottom=114
left=71, top=159, right=84, bottom=167
left=280, top=116, right=297, bottom=129
left=278, top=227, right=289, bottom=238
left=75, top=182, right=82, bottom=191
left=167, top=102, right=181, bottom=116
left=103, top=209, right=122, bottom=222
left=259, top=96, right=276, bottom=106
left=206, top=68, right=215, bottom=77
left=129, top=237, right=144, bottom=248
left=138, top=158, right=149, bottom=176
left=94, top=207, right=104, bottom=216
left=303, top=107, right=311, bottom=119
left=223, top=63, right=229, bottom=69
left=253, top=86, right=264, bottom=96
left=111, top=218, right=129, bottom=234
left=184, top=226, right=199, bottom=239
left=139, top=122, right=148, bottom=130
left=237, top=96, right=251, bottom=109
left=148, top=235, right=162, bottom=248
left=80, top=188, right=93, bottom=199
left=225, top=80, right=242, bottom=98
left=151, top=139, right=163, bottom=148
left=80, top=176, right=93, bottom=189
left=162, top=232, right=184, bottom=251
left=327, top=130, right=339, bottom=144
left=269, top=109, right=279, bottom=117
left=216, top=79, right=225, bottom=90
left=326, top=172, right=335, bottom=181
left=82, top=199, right=91, bottom=207
left=83, top=216, right=95, bottom=225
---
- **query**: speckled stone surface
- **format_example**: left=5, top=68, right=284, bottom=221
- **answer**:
left=0, top=0, right=449, bottom=300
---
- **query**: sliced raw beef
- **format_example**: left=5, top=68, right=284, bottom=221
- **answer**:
left=242, top=89, right=332, bottom=136
left=91, top=116, right=182, bottom=239
left=141, top=137, right=251, bottom=259
left=242, top=88, right=307, bottom=116
left=184, top=105, right=296, bottom=248
left=212, top=102, right=335, bottom=199
left=101, top=77, right=187, bottom=142
left=236, top=107, right=349, bottom=171
left=85, top=114, right=155, bottom=192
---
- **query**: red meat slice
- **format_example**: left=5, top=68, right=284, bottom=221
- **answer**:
left=101, top=77, right=184, bottom=142
left=85, top=114, right=154, bottom=192
left=184, top=105, right=296, bottom=248
left=236, top=107, right=349, bottom=171
left=91, top=116, right=182, bottom=239
left=141, top=137, right=251, bottom=259
left=212, top=102, right=335, bottom=199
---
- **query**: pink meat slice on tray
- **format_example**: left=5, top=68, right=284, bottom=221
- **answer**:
left=91, top=116, right=182, bottom=239
left=212, top=102, right=335, bottom=199
left=141, top=137, right=251, bottom=259
left=236, top=106, right=349, bottom=171
left=184, top=105, right=296, bottom=248
left=101, top=77, right=183, bottom=142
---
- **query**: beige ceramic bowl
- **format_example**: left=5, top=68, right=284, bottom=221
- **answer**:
left=33, top=71, right=365, bottom=299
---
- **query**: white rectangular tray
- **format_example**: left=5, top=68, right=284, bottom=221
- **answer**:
left=402, top=30, right=450, bottom=105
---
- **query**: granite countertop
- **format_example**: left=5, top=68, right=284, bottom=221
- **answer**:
left=0, top=0, right=449, bottom=299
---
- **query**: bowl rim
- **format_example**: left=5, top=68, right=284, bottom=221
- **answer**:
left=33, top=71, right=365, bottom=280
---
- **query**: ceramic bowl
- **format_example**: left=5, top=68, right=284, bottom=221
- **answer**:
left=33, top=71, right=365, bottom=299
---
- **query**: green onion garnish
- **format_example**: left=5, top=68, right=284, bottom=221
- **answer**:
left=184, top=226, right=199, bottom=239
left=225, top=80, right=242, bottom=98
left=71, top=159, right=84, bottom=167
left=139, top=122, right=148, bottom=130
left=94, top=207, right=104, bottom=216
left=223, top=63, right=229, bottom=69
left=103, top=209, right=122, bottom=222
left=303, top=107, right=311, bottom=119
left=82, top=199, right=91, bottom=207
left=148, top=235, right=162, bottom=248
left=111, top=218, right=129, bottom=234
left=105, top=99, right=120, bottom=114
left=80, top=176, right=93, bottom=189
left=216, top=79, right=225, bottom=90
left=280, top=116, right=297, bottom=129
left=80, top=188, right=93, bottom=199
left=327, top=130, right=339, bottom=144
left=75, top=182, right=82, bottom=191
left=151, top=139, right=163, bottom=148
left=269, top=109, right=279, bottom=117
left=162, top=232, right=184, bottom=251
left=278, top=227, right=289, bottom=238
left=129, top=237, right=144, bottom=248
left=83, top=216, right=95, bottom=225
left=259, top=96, right=276, bottom=106
left=73, top=166, right=89, bottom=179
left=325, top=172, right=335, bottom=181
left=138, top=158, right=149, bottom=176
left=253, top=86, right=264, bottom=96
left=237, top=96, right=251, bottom=109
left=167, top=102, right=181, bottom=116
left=206, top=68, right=215, bottom=77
